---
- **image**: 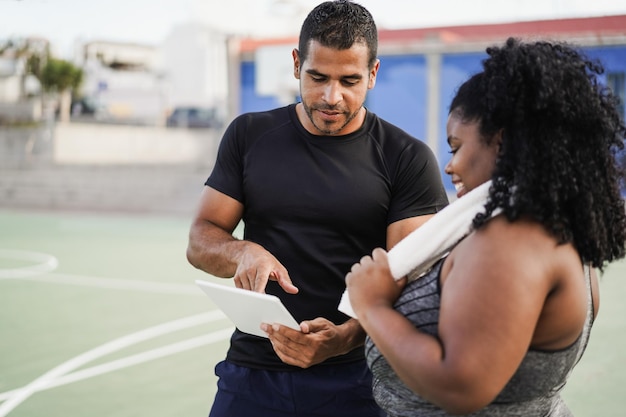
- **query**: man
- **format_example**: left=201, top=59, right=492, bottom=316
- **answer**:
left=186, top=1, right=448, bottom=416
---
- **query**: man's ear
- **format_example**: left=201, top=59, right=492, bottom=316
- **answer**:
left=368, top=58, right=380, bottom=89
left=292, top=48, right=301, bottom=79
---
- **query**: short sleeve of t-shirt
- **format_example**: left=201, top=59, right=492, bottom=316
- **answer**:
left=389, top=139, right=448, bottom=224
left=367, top=118, right=448, bottom=225
left=206, top=109, right=292, bottom=203
left=205, top=113, right=249, bottom=202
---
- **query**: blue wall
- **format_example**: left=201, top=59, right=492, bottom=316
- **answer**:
left=585, top=45, right=626, bottom=81
left=437, top=53, right=485, bottom=192
left=240, top=54, right=429, bottom=141
left=585, top=46, right=626, bottom=196
left=240, top=44, right=626, bottom=194
left=366, top=55, right=427, bottom=140
left=435, top=45, right=626, bottom=195
left=240, top=61, right=285, bottom=115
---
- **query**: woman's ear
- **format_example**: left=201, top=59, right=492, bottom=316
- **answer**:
left=495, top=129, right=504, bottom=150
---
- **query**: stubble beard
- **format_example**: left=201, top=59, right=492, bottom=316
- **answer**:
left=302, top=101, right=364, bottom=136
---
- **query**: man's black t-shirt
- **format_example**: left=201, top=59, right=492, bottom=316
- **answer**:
left=206, top=104, right=448, bottom=371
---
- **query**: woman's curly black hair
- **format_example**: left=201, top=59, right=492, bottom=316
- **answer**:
left=449, top=37, right=626, bottom=269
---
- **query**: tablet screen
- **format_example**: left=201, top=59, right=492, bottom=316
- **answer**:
left=196, top=279, right=300, bottom=338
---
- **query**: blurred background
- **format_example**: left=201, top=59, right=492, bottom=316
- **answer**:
left=1, top=0, right=625, bottom=211
left=1, top=1, right=626, bottom=416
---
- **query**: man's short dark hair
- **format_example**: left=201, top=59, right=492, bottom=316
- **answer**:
left=298, top=0, right=378, bottom=69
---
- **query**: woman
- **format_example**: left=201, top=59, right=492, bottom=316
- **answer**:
left=345, top=37, right=626, bottom=416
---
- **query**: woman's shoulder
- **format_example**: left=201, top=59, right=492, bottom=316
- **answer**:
left=469, top=215, right=560, bottom=255
left=449, top=215, right=580, bottom=284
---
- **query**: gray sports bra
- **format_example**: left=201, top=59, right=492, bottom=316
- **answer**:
left=365, top=257, right=594, bottom=417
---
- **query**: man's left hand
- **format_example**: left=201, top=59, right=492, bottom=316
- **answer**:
left=261, top=318, right=357, bottom=368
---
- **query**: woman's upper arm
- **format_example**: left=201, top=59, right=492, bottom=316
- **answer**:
left=436, top=220, right=552, bottom=401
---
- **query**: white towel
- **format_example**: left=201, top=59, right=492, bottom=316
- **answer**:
left=338, top=180, right=493, bottom=318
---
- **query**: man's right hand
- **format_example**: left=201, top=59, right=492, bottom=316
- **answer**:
left=233, top=241, right=298, bottom=294
left=187, top=186, right=298, bottom=295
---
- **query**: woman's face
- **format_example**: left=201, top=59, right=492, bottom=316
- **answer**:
left=444, top=111, right=500, bottom=198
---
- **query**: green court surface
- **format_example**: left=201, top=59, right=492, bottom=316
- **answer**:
left=1, top=209, right=625, bottom=416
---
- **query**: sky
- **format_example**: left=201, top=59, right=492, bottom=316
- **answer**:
left=1, top=0, right=626, bottom=59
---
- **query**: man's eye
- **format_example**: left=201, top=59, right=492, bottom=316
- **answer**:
left=448, top=148, right=458, bottom=155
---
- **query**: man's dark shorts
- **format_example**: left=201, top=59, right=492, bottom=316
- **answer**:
left=208, top=359, right=386, bottom=417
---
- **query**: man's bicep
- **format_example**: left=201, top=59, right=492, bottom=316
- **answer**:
left=193, top=186, right=244, bottom=234
left=386, top=214, right=435, bottom=249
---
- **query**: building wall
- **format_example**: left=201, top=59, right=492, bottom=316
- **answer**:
left=436, top=52, right=488, bottom=191
left=239, top=61, right=284, bottom=115
left=0, top=124, right=221, bottom=214
left=367, top=54, right=428, bottom=141
left=160, top=24, right=229, bottom=114
left=79, top=41, right=168, bottom=124
left=0, top=74, right=21, bottom=102
left=237, top=42, right=626, bottom=194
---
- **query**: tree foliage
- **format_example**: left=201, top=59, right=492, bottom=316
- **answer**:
left=40, top=58, right=83, bottom=94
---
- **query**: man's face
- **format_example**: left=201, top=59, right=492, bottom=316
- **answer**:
left=293, top=40, right=379, bottom=136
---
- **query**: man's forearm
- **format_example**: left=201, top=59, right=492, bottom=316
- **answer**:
left=186, top=219, right=245, bottom=277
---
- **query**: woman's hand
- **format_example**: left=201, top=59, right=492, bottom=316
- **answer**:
left=345, top=248, right=406, bottom=318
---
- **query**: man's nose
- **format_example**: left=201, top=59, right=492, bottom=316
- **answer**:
left=322, top=82, right=342, bottom=105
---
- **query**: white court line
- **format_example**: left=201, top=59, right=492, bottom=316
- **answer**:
left=18, top=272, right=202, bottom=295
left=0, top=249, right=230, bottom=415
left=0, top=248, right=207, bottom=296
left=0, top=311, right=229, bottom=417
left=0, top=249, right=58, bottom=279
left=0, top=327, right=233, bottom=403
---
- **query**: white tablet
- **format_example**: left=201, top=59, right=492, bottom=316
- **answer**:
left=195, top=279, right=301, bottom=338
